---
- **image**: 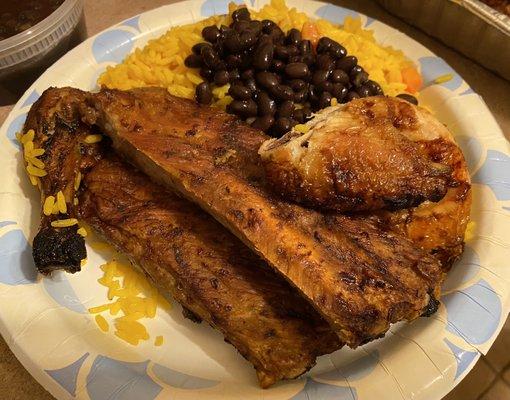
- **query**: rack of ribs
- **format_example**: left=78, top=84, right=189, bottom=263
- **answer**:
left=84, top=87, right=444, bottom=348
left=25, top=87, right=342, bottom=388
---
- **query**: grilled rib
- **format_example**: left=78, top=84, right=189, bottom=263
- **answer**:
left=25, top=87, right=342, bottom=388
left=85, top=87, right=444, bottom=347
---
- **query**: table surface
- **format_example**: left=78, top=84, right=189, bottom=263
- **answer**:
left=0, top=1, right=509, bottom=399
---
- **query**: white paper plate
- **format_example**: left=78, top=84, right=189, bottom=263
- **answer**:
left=1, top=1, right=509, bottom=399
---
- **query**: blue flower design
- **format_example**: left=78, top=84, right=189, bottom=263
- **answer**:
left=472, top=149, right=510, bottom=200
left=92, top=29, right=136, bottom=64
left=443, top=279, right=502, bottom=345
left=443, top=339, right=479, bottom=380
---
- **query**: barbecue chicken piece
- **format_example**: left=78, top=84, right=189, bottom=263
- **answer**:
left=258, top=97, right=455, bottom=212
left=259, top=96, right=471, bottom=268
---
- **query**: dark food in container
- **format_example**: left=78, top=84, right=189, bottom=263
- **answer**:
left=0, top=0, right=86, bottom=105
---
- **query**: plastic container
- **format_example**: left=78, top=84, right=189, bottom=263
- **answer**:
left=0, top=0, right=86, bottom=105
left=375, top=0, right=510, bottom=81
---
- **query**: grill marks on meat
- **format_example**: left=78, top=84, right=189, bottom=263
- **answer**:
left=79, top=158, right=341, bottom=387
left=258, top=97, right=454, bottom=213
left=85, top=87, right=444, bottom=347
left=26, top=87, right=342, bottom=388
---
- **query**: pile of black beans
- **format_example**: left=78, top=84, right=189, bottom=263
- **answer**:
left=185, top=7, right=385, bottom=137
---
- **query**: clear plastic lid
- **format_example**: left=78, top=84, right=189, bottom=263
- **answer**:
left=0, top=0, right=84, bottom=69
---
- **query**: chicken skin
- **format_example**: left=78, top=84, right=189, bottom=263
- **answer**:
left=259, top=97, right=456, bottom=213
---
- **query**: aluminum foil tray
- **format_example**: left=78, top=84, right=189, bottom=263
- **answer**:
left=376, top=0, right=510, bottom=80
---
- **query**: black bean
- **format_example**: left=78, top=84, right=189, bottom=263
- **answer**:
left=302, top=106, right=313, bottom=120
left=239, top=51, right=253, bottom=69
left=228, top=99, right=257, bottom=117
left=317, top=80, right=333, bottom=94
left=271, top=59, right=286, bottom=73
left=366, top=80, right=384, bottom=96
left=274, top=45, right=290, bottom=60
left=273, top=117, right=292, bottom=136
left=257, top=91, right=276, bottom=115
left=301, top=53, right=315, bottom=66
left=225, top=54, right=242, bottom=69
left=397, top=93, right=418, bottom=105
left=271, top=84, right=293, bottom=101
left=336, top=55, right=357, bottom=72
left=346, top=91, right=360, bottom=102
left=278, top=100, right=295, bottom=118
left=315, top=54, right=334, bottom=71
left=214, top=70, right=230, bottom=86
left=312, top=69, right=331, bottom=86
left=232, top=20, right=250, bottom=32
left=332, top=83, right=348, bottom=101
left=316, top=37, right=333, bottom=54
left=219, top=25, right=230, bottom=35
left=358, top=84, right=372, bottom=98
left=286, top=28, right=301, bottom=45
left=192, top=42, right=210, bottom=55
left=253, top=42, right=274, bottom=70
left=289, top=79, right=306, bottom=91
left=244, top=78, right=258, bottom=93
left=199, top=67, right=214, bottom=81
left=184, top=54, right=202, bottom=68
left=240, top=31, right=258, bottom=48
left=228, top=84, right=252, bottom=100
left=195, top=82, right=213, bottom=104
left=249, top=20, right=262, bottom=33
left=329, top=43, right=347, bottom=59
left=293, top=89, right=308, bottom=103
left=262, top=19, right=277, bottom=33
left=224, top=31, right=243, bottom=53
left=201, top=46, right=225, bottom=70
left=330, top=69, right=349, bottom=84
left=350, top=67, right=369, bottom=87
left=202, top=25, right=221, bottom=43
left=285, top=62, right=309, bottom=79
left=319, top=91, right=332, bottom=109
left=241, top=69, right=255, bottom=81
left=267, top=25, right=285, bottom=43
left=287, top=45, right=299, bottom=56
left=256, top=72, right=279, bottom=89
left=292, top=108, right=305, bottom=123
left=298, top=40, right=312, bottom=55
left=308, top=85, right=319, bottom=103
left=232, top=7, right=250, bottom=22
left=288, top=55, right=302, bottom=64
left=251, top=115, right=274, bottom=131
left=212, top=41, right=225, bottom=57
left=228, top=69, right=240, bottom=82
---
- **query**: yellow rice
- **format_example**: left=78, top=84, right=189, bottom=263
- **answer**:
left=56, top=190, right=67, bottom=214
left=88, top=259, right=170, bottom=346
left=51, top=218, right=78, bottom=228
left=84, top=134, right=103, bottom=144
left=43, top=196, right=55, bottom=216
left=98, top=0, right=415, bottom=105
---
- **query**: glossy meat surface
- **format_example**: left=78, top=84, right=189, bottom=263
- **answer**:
left=86, top=87, right=444, bottom=347
left=259, top=97, right=454, bottom=213
left=24, top=87, right=98, bottom=274
left=80, top=157, right=341, bottom=387
left=26, top=87, right=341, bottom=387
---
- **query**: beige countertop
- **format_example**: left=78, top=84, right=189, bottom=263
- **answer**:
left=0, top=1, right=509, bottom=399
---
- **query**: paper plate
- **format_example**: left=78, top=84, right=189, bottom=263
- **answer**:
left=0, top=1, right=509, bottom=399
